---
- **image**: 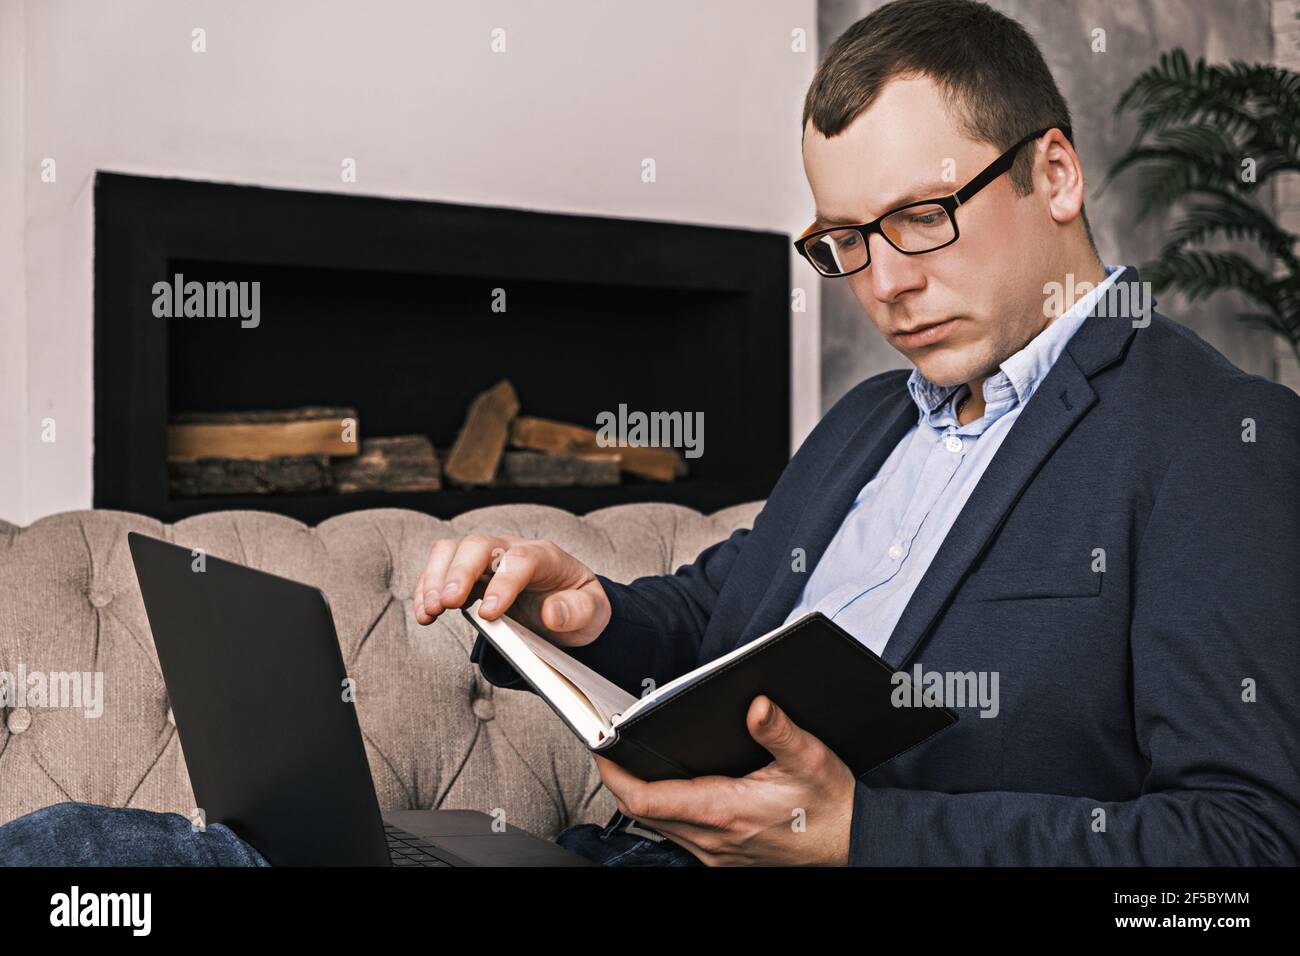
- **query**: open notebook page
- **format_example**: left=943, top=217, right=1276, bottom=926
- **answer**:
left=469, top=601, right=637, bottom=730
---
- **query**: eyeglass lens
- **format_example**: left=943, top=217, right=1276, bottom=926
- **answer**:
left=804, top=203, right=955, bottom=276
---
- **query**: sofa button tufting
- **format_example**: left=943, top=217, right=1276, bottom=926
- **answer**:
left=472, top=697, right=495, bottom=721
left=7, top=707, right=32, bottom=734
left=88, top=588, right=112, bottom=608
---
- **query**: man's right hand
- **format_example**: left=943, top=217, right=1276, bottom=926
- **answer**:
left=412, top=534, right=611, bottom=648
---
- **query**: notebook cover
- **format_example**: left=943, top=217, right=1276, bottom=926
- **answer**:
left=602, top=613, right=957, bottom=780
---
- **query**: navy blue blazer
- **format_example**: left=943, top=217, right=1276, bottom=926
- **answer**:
left=471, top=265, right=1300, bottom=865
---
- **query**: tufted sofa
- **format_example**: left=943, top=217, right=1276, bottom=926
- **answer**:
left=0, top=501, right=761, bottom=841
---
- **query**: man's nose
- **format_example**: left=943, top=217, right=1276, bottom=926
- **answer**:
left=866, top=233, right=925, bottom=302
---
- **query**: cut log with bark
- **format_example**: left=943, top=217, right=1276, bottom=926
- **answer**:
left=444, top=380, right=520, bottom=487
left=502, top=451, right=621, bottom=487
left=168, top=456, right=332, bottom=496
left=333, top=436, right=441, bottom=493
left=509, top=415, right=686, bottom=482
left=168, top=407, right=359, bottom=462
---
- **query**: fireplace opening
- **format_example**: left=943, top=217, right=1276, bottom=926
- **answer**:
left=95, top=173, right=791, bottom=521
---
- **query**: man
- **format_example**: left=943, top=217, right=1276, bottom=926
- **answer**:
left=3, top=0, right=1296, bottom=867
left=414, top=0, right=1300, bottom=866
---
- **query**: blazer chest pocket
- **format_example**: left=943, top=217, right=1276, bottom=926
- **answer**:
left=952, top=561, right=1102, bottom=604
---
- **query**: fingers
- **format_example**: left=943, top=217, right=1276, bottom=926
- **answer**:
left=413, top=538, right=457, bottom=624
left=414, top=534, right=514, bottom=624
left=439, top=535, right=502, bottom=609
left=477, top=543, right=595, bottom=633
left=479, top=542, right=545, bottom=619
left=412, top=534, right=610, bottom=646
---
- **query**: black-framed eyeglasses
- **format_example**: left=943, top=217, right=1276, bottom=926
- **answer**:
left=793, top=126, right=1071, bottom=278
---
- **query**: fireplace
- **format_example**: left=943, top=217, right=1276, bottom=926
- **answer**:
left=94, top=173, right=791, bottom=522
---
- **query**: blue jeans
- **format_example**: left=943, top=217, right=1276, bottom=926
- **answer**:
left=555, top=811, right=704, bottom=866
left=0, top=802, right=700, bottom=867
left=0, top=802, right=271, bottom=866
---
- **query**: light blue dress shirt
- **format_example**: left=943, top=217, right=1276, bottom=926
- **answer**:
left=783, top=264, right=1127, bottom=654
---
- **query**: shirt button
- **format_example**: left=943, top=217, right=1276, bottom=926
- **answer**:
left=887, top=544, right=903, bottom=560
left=944, top=435, right=963, bottom=453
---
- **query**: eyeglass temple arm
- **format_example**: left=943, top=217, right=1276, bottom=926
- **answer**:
left=953, top=126, right=1072, bottom=206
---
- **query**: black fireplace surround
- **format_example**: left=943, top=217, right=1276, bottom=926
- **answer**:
left=94, top=172, right=791, bottom=522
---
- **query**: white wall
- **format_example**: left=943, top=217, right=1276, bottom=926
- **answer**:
left=0, top=0, right=822, bottom=524
left=0, top=0, right=28, bottom=522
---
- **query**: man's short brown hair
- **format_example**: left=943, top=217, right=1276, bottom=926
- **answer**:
left=804, top=0, right=1092, bottom=246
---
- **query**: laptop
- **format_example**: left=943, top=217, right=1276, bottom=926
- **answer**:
left=127, top=531, right=594, bottom=867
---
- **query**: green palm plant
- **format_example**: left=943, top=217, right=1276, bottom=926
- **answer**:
left=1102, top=48, right=1300, bottom=367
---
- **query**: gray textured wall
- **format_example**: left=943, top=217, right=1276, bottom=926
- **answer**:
left=816, top=0, right=1282, bottom=409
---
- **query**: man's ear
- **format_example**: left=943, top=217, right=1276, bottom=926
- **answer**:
left=1040, top=130, right=1086, bottom=226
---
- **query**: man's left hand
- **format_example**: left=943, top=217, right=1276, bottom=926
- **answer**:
left=594, top=695, right=857, bottom=866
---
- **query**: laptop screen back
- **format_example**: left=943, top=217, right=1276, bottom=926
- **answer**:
left=127, top=532, right=390, bottom=866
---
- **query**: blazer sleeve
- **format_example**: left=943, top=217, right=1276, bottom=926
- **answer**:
left=848, top=380, right=1300, bottom=865
left=469, top=526, right=751, bottom=698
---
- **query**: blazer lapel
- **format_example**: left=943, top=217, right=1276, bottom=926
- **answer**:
left=878, top=356, right=1096, bottom=667
left=743, top=385, right=917, bottom=643
left=879, top=268, right=1144, bottom=668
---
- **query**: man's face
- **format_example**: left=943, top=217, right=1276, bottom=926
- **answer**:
left=801, top=75, right=1058, bottom=387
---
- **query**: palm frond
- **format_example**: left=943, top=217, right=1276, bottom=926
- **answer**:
left=1162, top=196, right=1298, bottom=267
left=1141, top=249, right=1275, bottom=306
left=1112, top=47, right=1300, bottom=360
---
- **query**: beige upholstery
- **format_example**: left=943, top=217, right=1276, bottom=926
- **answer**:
left=0, top=501, right=761, bottom=840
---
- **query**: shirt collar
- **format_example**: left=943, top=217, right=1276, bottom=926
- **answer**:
left=906, top=264, right=1127, bottom=426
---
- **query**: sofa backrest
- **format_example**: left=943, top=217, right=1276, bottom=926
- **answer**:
left=0, top=501, right=761, bottom=839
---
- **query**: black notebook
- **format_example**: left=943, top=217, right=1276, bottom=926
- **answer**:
left=463, top=602, right=958, bottom=781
